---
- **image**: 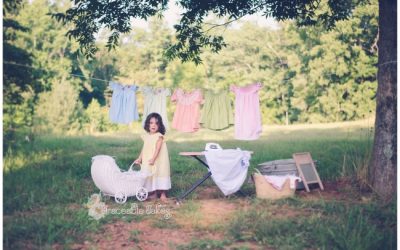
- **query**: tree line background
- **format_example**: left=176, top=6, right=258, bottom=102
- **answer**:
left=4, top=0, right=378, bottom=147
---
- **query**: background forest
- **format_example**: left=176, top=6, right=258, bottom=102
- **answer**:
left=4, top=0, right=378, bottom=148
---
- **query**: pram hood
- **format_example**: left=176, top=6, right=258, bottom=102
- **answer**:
left=91, top=155, right=152, bottom=197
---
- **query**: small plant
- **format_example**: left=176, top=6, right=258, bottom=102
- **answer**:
left=129, top=230, right=142, bottom=243
left=151, top=218, right=181, bottom=229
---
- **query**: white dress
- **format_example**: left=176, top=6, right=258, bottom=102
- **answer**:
left=140, top=86, right=170, bottom=129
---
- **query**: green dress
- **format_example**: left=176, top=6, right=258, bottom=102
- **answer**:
left=200, top=91, right=234, bottom=130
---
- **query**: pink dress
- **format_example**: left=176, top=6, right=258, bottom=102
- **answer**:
left=230, top=83, right=262, bottom=140
left=171, top=89, right=203, bottom=132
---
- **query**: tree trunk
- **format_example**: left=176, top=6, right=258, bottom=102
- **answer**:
left=282, top=93, right=289, bottom=125
left=285, top=111, right=289, bottom=126
left=370, top=0, right=397, bottom=200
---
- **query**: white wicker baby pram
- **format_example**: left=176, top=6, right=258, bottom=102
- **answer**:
left=91, top=155, right=151, bottom=204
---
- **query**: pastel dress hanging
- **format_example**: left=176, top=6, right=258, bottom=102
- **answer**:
left=108, top=81, right=139, bottom=124
left=141, top=86, right=171, bottom=129
left=123, top=85, right=139, bottom=124
left=171, top=89, right=203, bottom=132
left=109, top=81, right=124, bottom=123
left=200, top=90, right=234, bottom=130
left=230, top=83, right=263, bottom=140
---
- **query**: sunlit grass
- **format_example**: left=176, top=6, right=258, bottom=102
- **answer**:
left=3, top=119, right=374, bottom=212
left=4, top=118, right=393, bottom=249
left=228, top=198, right=395, bottom=250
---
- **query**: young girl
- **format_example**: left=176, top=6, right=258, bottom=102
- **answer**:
left=134, top=113, right=171, bottom=201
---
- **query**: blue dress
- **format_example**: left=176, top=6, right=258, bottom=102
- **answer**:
left=109, top=81, right=139, bottom=124
left=123, top=84, right=139, bottom=123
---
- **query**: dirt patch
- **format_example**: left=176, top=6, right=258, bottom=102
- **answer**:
left=268, top=203, right=312, bottom=219
left=200, top=199, right=241, bottom=224
left=296, top=179, right=371, bottom=204
left=52, top=197, right=233, bottom=249
left=197, top=180, right=370, bottom=205
left=64, top=197, right=263, bottom=250
left=177, top=199, right=238, bottom=228
left=65, top=219, right=225, bottom=250
left=193, top=186, right=226, bottom=200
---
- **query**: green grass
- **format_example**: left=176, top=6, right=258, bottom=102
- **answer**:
left=176, top=239, right=232, bottom=250
left=3, top=120, right=395, bottom=249
left=152, top=218, right=182, bottom=229
left=3, top=205, right=100, bottom=248
left=227, top=198, right=396, bottom=250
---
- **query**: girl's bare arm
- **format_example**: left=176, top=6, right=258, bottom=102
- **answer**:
left=134, top=148, right=144, bottom=164
left=149, top=137, right=163, bottom=165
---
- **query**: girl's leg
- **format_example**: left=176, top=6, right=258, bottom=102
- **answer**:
left=159, top=190, right=167, bottom=201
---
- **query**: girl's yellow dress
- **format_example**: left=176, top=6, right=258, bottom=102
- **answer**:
left=140, top=132, right=171, bottom=192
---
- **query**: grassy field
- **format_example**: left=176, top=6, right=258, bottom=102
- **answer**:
left=3, top=119, right=396, bottom=249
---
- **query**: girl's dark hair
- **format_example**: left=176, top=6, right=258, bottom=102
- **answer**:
left=144, top=113, right=166, bottom=135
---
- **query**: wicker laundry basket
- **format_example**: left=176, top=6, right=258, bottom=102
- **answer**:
left=252, top=172, right=295, bottom=200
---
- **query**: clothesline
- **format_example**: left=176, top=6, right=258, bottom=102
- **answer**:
left=5, top=61, right=267, bottom=97
left=4, top=61, right=110, bottom=83
left=5, top=61, right=350, bottom=84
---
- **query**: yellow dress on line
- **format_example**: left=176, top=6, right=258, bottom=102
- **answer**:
left=140, top=132, right=171, bottom=192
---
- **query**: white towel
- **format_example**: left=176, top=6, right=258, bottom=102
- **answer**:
left=204, top=149, right=251, bottom=196
left=264, top=175, right=301, bottom=190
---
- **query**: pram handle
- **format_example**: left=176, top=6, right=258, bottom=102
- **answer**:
left=128, top=162, right=141, bottom=172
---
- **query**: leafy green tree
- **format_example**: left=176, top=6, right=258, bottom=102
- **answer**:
left=76, top=49, right=119, bottom=107
left=279, top=1, right=378, bottom=123
left=3, top=0, right=38, bottom=147
left=54, top=0, right=355, bottom=63
left=85, top=99, right=117, bottom=133
left=9, top=0, right=109, bottom=135
left=113, top=19, right=173, bottom=84
left=33, top=78, right=83, bottom=134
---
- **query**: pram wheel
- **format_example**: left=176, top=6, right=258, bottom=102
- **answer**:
left=136, top=187, right=148, bottom=201
left=115, top=191, right=127, bottom=204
